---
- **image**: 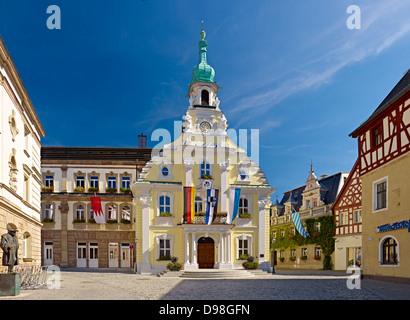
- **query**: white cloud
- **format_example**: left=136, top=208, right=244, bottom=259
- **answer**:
left=227, top=1, right=410, bottom=130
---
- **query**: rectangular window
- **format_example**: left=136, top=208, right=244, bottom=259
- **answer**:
left=200, top=162, right=211, bottom=177
left=107, top=176, right=117, bottom=189
left=107, top=206, right=117, bottom=220
left=372, top=124, right=383, bottom=147
left=301, top=248, right=307, bottom=257
left=90, top=176, right=99, bottom=188
left=89, top=243, right=98, bottom=260
left=77, top=243, right=87, bottom=259
left=121, top=176, right=130, bottom=189
left=159, top=195, right=171, bottom=214
left=353, top=210, right=362, bottom=223
left=159, top=239, right=171, bottom=258
left=45, top=175, right=54, bottom=188
left=44, top=204, right=54, bottom=220
left=373, top=177, right=388, bottom=212
left=290, top=249, right=296, bottom=257
left=76, top=176, right=85, bottom=188
left=238, top=239, right=249, bottom=257
left=376, top=181, right=387, bottom=210
left=340, top=212, right=348, bottom=226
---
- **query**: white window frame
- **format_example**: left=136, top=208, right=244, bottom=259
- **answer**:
left=156, top=234, right=174, bottom=259
left=106, top=203, right=117, bottom=221
left=373, top=176, right=388, bottom=212
left=236, top=234, right=252, bottom=259
left=121, top=176, right=130, bottom=189
left=156, top=192, right=174, bottom=216
left=158, top=163, right=173, bottom=180
left=89, top=243, right=99, bottom=267
left=75, top=204, right=85, bottom=220
left=238, top=195, right=252, bottom=215
left=200, top=161, right=212, bottom=178
left=76, top=175, right=85, bottom=188
left=45, top=175, right=54, bottom=188
left=121, top=204, right=131, bottom=221
left=353, top=210, right=362, bottom=224
left=90, top=176, right=99, bottom=188
left=107, top=176, right=117, bottom=189
left=44, top=203, right=54, bottom=220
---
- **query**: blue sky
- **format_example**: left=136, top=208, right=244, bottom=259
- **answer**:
left=1, top=0, right=410, bottom=199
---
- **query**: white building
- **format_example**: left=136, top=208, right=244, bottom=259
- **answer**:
left=0, top=35, right=46, bottom=265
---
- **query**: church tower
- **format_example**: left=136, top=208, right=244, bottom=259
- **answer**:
left=132, top=27, right=275, bottom=274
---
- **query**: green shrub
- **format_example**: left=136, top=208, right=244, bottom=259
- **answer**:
left=242, top=261, right=259, bottom=270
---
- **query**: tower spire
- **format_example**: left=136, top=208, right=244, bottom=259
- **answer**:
left=191, top=24, right=215, bottom=84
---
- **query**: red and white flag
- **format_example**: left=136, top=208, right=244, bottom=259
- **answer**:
left=90, top=197, right=105, bottom=224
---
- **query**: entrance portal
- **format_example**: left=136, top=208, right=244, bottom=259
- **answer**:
left=197, top=237, right=214, bottom=268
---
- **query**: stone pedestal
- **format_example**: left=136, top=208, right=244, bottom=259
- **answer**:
left=0, top=273, right=20, bottom=296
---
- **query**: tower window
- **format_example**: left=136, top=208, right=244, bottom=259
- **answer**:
left=201, top=90, right=209, bottom=105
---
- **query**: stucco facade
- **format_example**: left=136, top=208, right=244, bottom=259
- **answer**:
left=0, top=35, right=45, bottom=266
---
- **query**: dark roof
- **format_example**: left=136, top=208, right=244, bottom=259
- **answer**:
left=41, top=146, right=153, bottom=162
left=273, top=172, right=346, bottom=217
left=350, top=69, right=410, bottom=137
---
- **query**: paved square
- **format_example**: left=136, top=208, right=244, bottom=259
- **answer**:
left=1, top=269, right=409, bottom=300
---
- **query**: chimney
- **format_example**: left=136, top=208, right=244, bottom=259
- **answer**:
left=138, top=133, right=147, bottom=148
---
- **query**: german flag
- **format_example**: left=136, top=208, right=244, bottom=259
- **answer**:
left=184, top=186, right=196, bottom=223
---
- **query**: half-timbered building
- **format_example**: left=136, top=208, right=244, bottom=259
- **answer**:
left=332, top=159, right=362, bottom=270
left=349, top=69, right=410, bottom=282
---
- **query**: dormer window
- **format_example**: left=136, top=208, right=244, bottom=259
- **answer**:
left=201, top=90, right=209, bottom=105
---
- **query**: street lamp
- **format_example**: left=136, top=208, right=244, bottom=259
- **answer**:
left=271, top=238, right=276, bottom=274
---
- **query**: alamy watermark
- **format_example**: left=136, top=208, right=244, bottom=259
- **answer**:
left=46, top=5, right=61, bottom=30
left=150, top=122, right=260, bottom=166
left=346, top=265, right=361, bottom=289
left=46, top=265, right=61, bottom=289
left=346, top=5, right=361, bottom=30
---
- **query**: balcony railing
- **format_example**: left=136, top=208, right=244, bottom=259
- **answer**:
left=192, top=214, right=228, bottom=224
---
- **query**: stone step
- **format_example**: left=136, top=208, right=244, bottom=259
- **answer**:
left=179, top=269, right=255, bottom=279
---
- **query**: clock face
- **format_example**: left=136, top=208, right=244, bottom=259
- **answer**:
left=200, top=121, right=211, bottom=133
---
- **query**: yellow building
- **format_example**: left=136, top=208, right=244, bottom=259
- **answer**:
left=131, top=29, right=274, bottom=274
left=271, top=166, right=348, bottom=270
left=350, top=69, right=410, bottom=283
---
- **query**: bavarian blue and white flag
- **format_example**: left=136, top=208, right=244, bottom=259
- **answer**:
left=205, top=188, right=219, bottom=225
left=227, top=188, right=241, bottom=224
left=291, top=212, right=309, bottom=238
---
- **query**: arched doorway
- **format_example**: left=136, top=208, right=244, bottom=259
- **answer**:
left=197, top=237, right=214, bottom=268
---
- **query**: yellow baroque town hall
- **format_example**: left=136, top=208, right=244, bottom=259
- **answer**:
left=131, top=29, right=275, bottom=274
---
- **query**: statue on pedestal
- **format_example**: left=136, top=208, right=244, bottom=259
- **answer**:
left=1, top=223, right=19, bottom=273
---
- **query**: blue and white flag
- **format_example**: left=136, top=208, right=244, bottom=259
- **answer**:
left=205, top=188, right=219, bottom=225
left=227, top=188, right=241, bottom=224
left=291, top=212, right=309, bottom=238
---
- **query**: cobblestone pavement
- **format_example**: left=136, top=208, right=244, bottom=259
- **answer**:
left=1, top=268, right=409, bottom=300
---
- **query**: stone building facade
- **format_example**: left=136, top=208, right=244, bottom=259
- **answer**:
left=0, top=35, right=46, bottom=266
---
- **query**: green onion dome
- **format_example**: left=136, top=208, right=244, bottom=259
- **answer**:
left=191, top=28, right=215, bottom=83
